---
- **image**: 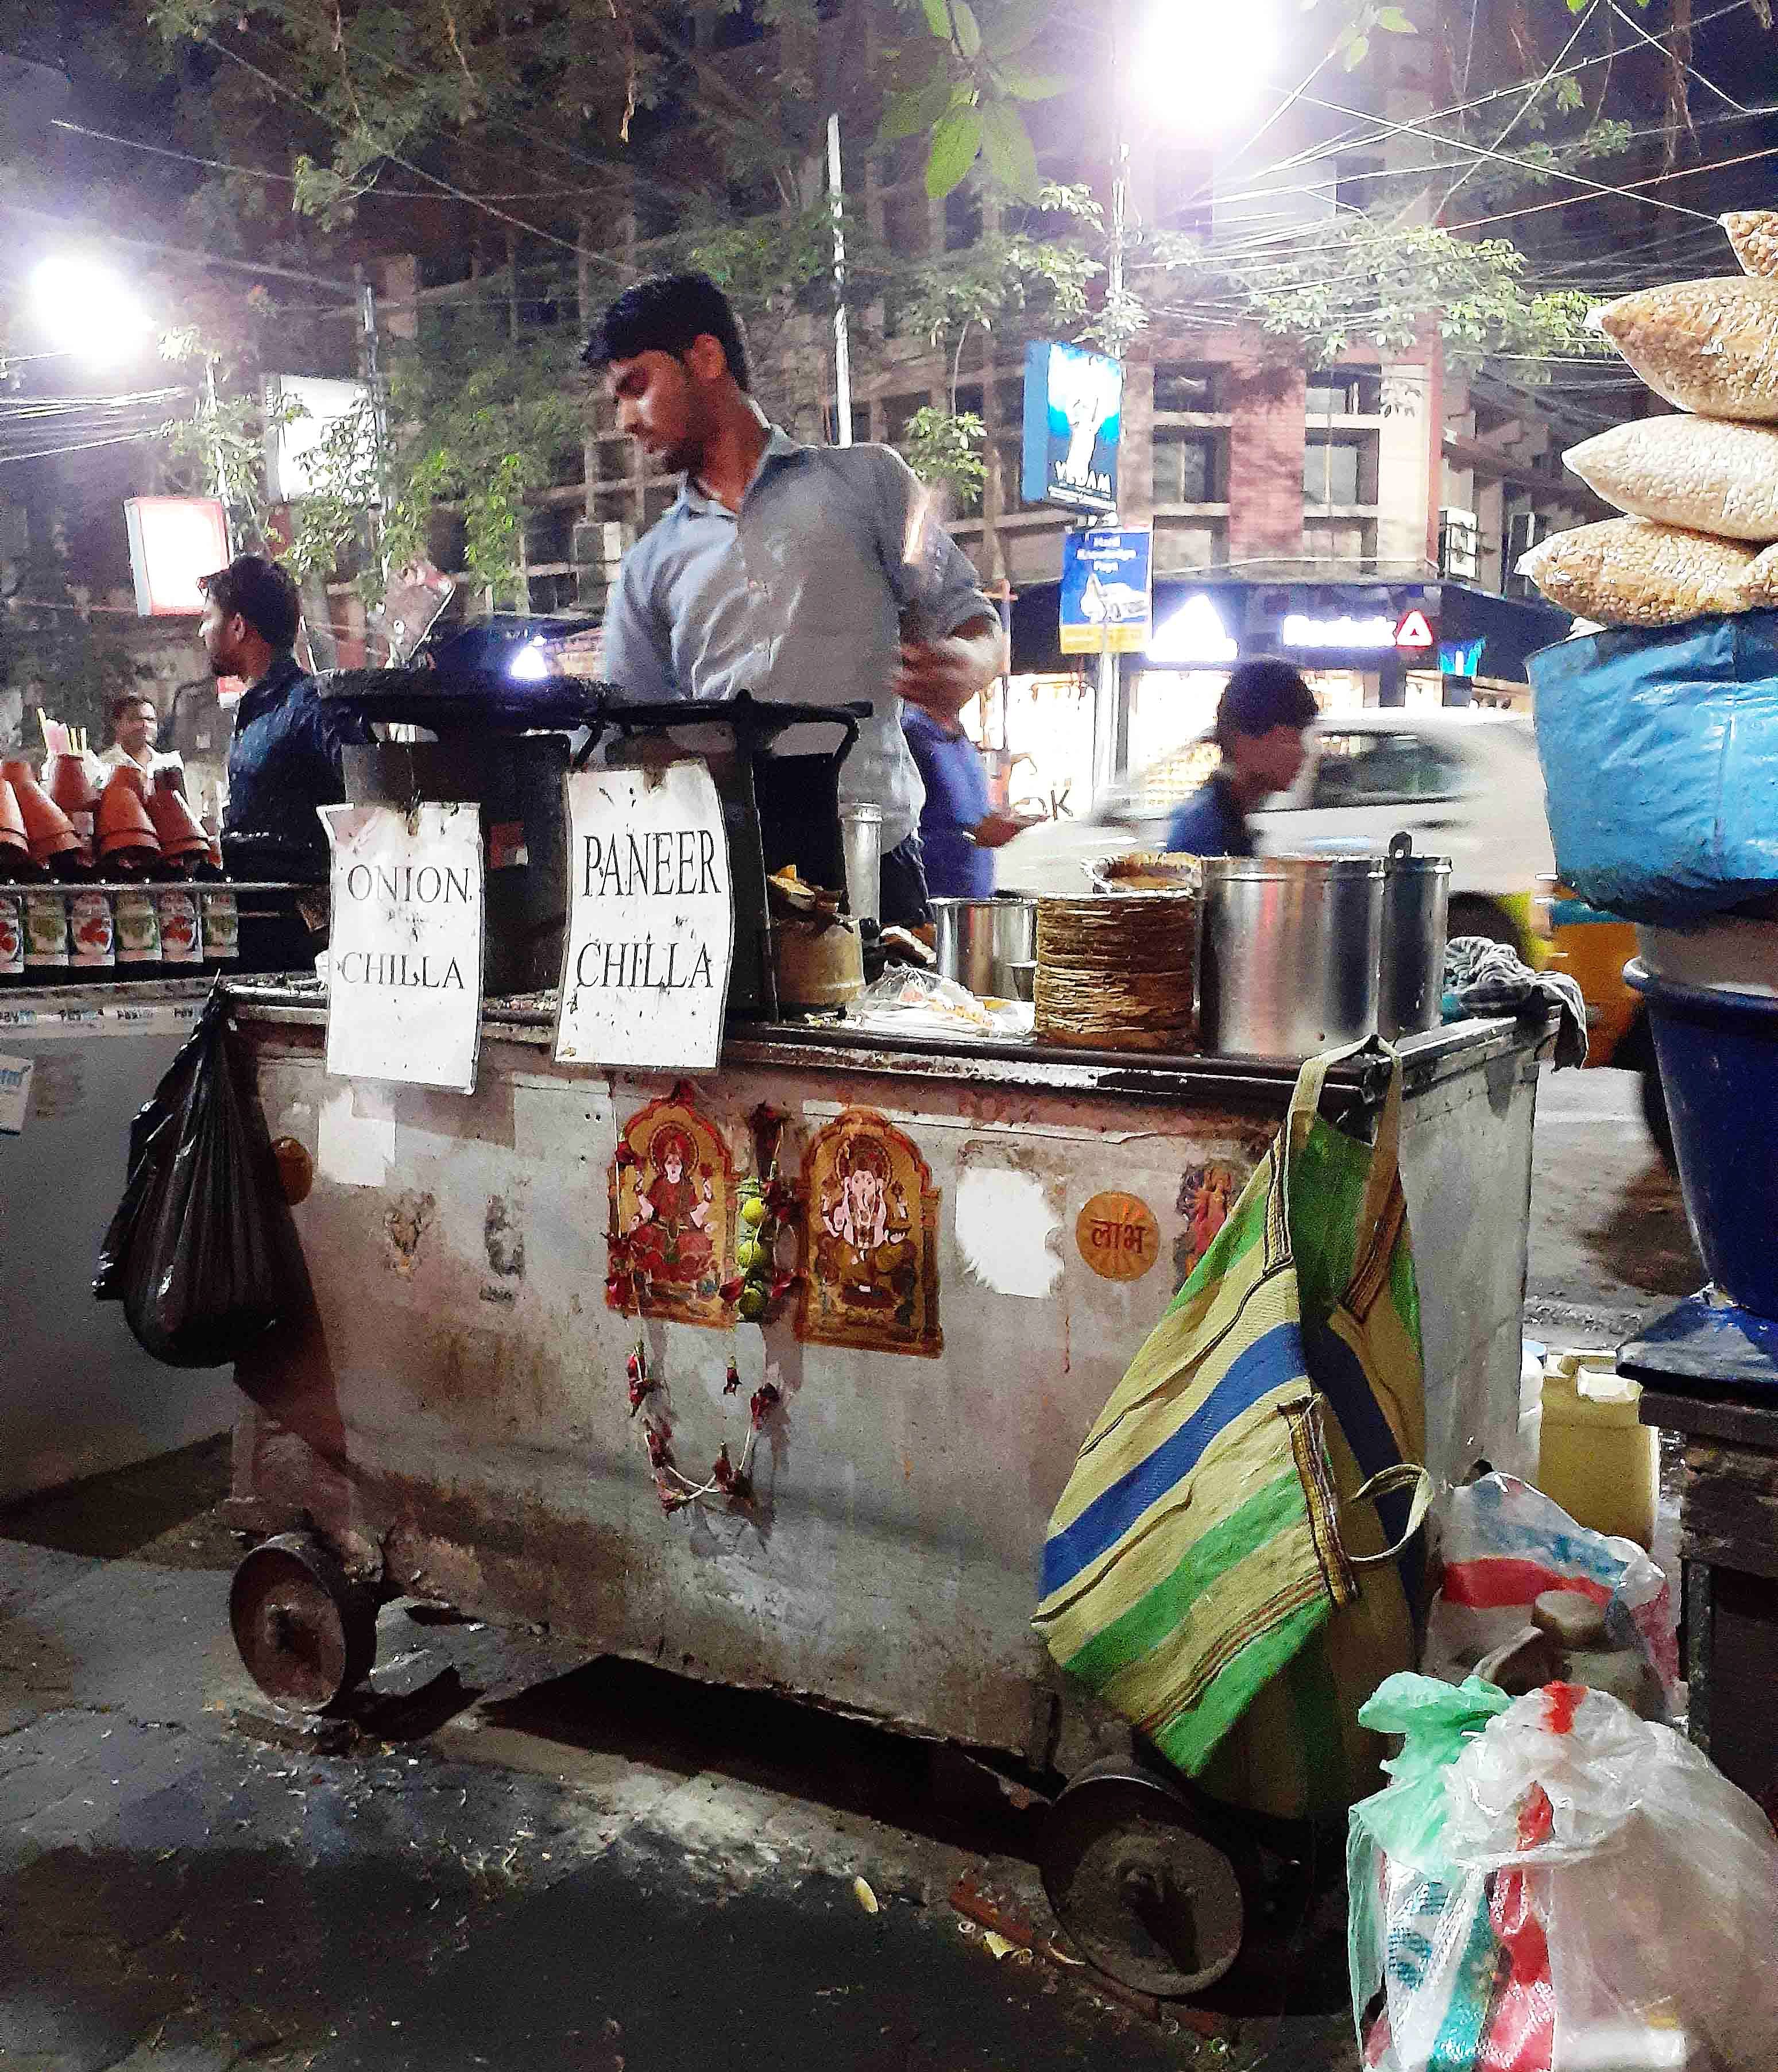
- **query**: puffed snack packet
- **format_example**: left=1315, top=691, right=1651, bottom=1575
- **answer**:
left=1592, top=277, right=1778, bottom=422
left=1517, top=517, right=1756, bottom=627
left=1564, top=416, right=1778, bottom=541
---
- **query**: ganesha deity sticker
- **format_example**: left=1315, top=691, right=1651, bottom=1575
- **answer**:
left=797, top=1109, right=941, bottom=1357
left=607, top=1087, right=736, bottom=1328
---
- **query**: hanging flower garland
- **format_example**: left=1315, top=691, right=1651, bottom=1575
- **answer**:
left=618, top=1161, right=801, bottom=1516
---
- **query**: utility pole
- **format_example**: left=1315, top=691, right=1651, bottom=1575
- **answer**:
left=826, top=113, right=853, bottom=446
left=1093, top=31, right=1132, bottom=803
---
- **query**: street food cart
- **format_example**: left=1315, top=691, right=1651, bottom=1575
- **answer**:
left=202, top=681, right=1549, bottom=1997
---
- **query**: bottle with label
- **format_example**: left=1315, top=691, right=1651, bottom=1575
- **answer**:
left=147, top=771, right=208, bottom=971
left=22, top=883, right=69, bottom=985
left=66, top=883, right=116, bottom=978
left=0, top=845, right=27, bottom=987
left=113, top=880, right=163, bottom=971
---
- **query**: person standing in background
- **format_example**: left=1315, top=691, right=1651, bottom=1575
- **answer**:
left=902, top=702, right=1033, bottom=899
left=101, top=693, right=184, bottom=779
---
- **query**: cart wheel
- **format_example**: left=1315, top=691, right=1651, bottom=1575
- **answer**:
left=1040, top=1760, right=1244, bottom=1998
left=229, top=1533, right=377, bottom=1714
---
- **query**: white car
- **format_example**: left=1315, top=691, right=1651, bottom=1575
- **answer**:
left=997, top=710, right=1557, bottom=954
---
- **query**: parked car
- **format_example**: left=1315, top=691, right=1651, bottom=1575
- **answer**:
left=998, top=710, right=1671, bottom=1156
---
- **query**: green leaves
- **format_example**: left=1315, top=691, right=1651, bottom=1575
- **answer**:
left=1374, top=6, right=1416, bottom=29
left=879, top=75, right=957, bottom=144
left=993, top=62, right=1066, bottom=99
left=980, top=97, right=1041, bottom=198
left=925, top=102, right=983, bottom=196
left=981, top=0, right=1051, bottom=56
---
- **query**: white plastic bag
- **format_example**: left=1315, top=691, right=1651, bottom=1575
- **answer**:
left=1350, top=1676, right=1778, bottom=2072
left=1423, top=1475, right=1677, bottom=1717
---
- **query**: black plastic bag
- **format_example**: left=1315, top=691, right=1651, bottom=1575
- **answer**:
left=94, top=990, right=295, bottom=1367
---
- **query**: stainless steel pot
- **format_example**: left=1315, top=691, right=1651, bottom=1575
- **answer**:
left=1199, top=855, right=1383, bottom=1057
left=840, top=804, right=883, bottom=925
left=1380, top=833, right=1451, bottom=1040
left=932, top=895, right=1038, bottom=1000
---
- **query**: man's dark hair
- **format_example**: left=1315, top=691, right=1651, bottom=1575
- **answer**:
left=1214, top=658, right=1319, bottom=751
left=110, top=691, right=156, bottom=726
left=582, top=272, right=752, bottom=392
left=198, top=554, right=301, bottom=652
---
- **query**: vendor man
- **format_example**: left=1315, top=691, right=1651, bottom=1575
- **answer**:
left=199, top=553, right=367, bottom=968
left=1166, top=659, right=1319, bottom=858
left=101, top=693, right=184, bottom=780
left=585, top=272, right=1005, bottom=927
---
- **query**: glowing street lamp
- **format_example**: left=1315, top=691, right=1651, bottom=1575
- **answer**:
left=1132, top=0, right=1278, bottom=137
left=30, top=254, right=154, bottom=366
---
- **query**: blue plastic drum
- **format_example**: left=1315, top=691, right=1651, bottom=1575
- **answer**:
left=1626, top=958, right=1778, bottom=1320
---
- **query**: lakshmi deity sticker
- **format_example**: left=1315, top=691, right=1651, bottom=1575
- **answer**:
left=607, top=1086, right=736, bottom=1328
left=1173, top=1159, right=1248, bottom=1286
left=798, top=1108, right=941, bottom=1357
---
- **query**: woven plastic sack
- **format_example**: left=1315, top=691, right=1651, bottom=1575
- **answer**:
left=1516, top=517, right=1753, bottom=626
left=1592, top=275, right=1778, bottom=420
left=1350, top=1678, right=1778, bottom=2072
left=1722, top=208, right=1778, bottom=279
left=1564, top=416, right=1778, bottom=540
left=1420, top=1474, right=1678, bottom=1715
left=1528, top=610, right=1778, bottom=918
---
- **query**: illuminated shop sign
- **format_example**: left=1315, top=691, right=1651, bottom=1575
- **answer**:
left=1280, top=609, right=1437, bottom=652
left=1022, top=341, right=1124, bottom=516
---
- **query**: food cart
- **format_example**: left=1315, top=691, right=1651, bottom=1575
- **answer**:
left=198, top=682, right=1549, bottom=1997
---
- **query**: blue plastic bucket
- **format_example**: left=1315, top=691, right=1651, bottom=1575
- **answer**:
left=1626, top=958, right=1778, bottom=1320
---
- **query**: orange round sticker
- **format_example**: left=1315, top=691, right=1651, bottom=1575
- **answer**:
left=1076, top=1192, right=1161, bottom=1281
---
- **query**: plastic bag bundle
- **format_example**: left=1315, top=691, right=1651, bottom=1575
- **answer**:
left=1421, top=1474, right=1678, bottom=1716
left=1564, top=416, right=1778, bottom=541
left=1591, top=276, right=1778, bottom=422
left=1721, top=208, right=1778, bottom=280
left=1515, top=518, right=1754, bottom=627
left=1349, top=1675, right=1778, bottom=2072
left=94, top=991, right=299, bottom=1367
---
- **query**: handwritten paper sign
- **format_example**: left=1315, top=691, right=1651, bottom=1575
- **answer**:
left=554, top=761, right=734, bottom=1071
left=322, top=802, right=484, bottom=1093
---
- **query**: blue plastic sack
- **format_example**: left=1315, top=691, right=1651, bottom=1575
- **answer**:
left=1528, top=610, right=1778, bottom=921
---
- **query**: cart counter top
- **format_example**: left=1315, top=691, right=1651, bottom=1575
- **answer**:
left=221, top=973, right=1543, bottom=1117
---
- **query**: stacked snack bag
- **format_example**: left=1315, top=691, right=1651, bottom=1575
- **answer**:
left=1521, top=212, right=1778, bottom=623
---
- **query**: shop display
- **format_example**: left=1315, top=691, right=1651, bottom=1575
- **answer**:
left=1517, top=517, right=1755, bottom=627
left=1563, top=415, right=1778, bottom=540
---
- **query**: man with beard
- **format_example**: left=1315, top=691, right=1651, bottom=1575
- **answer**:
left=585, top=273, right=1004, bottom=929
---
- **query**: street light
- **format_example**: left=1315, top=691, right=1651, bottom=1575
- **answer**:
left=1132, top=0, right=1278, bottom=136
left=30, top=254, right=154, bottom=366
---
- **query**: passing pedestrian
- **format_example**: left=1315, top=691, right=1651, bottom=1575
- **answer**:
left=1166, top=659, right=1319, bottom=858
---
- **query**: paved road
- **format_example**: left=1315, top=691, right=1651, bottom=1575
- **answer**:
left=0, top=1065, right=1702, bottom=2072
left=1526, top=1064, right=1700, bottom=1343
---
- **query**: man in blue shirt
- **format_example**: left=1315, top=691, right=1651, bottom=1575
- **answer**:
left=1166, top=658, right=1319, bottom=858
left=585, top=273, right=1004, bottom=927
left=201, top=554, right=367, bottom=968
left=902, top=706, right=1030, bottom=899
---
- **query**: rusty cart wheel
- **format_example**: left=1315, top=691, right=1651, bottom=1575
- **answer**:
left=229, top=1533, right=377, bottom=1713
left=1040, top=1759, right=1244, bottom=1998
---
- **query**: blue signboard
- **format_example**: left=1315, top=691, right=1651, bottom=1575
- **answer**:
left=1060, top=528, right=1153, bottom=655
left=1022, top=341, right=1123, bottom=516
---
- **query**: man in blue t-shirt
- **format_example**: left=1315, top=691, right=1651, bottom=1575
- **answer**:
left=902, top=705, right=1031, bottom=899
left=1166, top=658, right=1319, bottom=858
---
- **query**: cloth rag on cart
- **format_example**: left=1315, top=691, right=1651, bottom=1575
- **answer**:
left=1442, top=938, right=1588, bottom=1069
left=1032, top=1044, right=1432, bottom=1823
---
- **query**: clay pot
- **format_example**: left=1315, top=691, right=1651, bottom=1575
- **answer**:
left=0, top=778, right=28, bottom=855
left=44, top=751, right=99, bottom=817
left=145, top=780, right=210, bottom=861
left=96, top=765, right=162, bottom=863
left=2, top=757, right=80, bottom=867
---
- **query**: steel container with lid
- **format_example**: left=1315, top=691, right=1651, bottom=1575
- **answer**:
left=1199, top=854, right=1383, bottom=1057
left=1380, top=832, right=1451, bottom=1040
